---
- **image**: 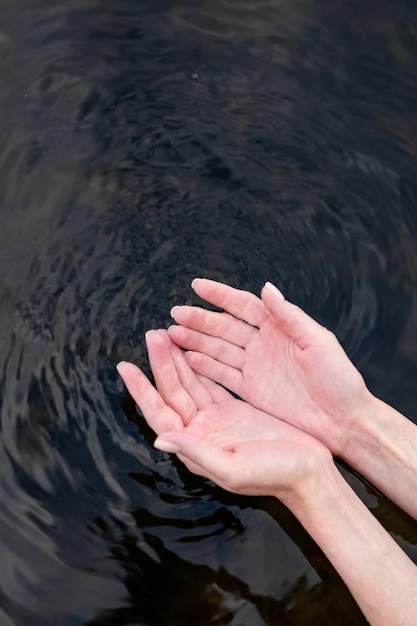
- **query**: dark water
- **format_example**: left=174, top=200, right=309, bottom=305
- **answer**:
left=1, top=0, right=417, bottom=623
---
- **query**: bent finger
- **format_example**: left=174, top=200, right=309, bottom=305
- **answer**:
left=170, top=305, right=257, bottom=346
left=194, top=373, right=234, bottom=404
left=117, top=362, right=182, bottom=434
left=184, top=351, right=244, bottom=396
left=166, top=340, right=214, bottom=410
left=191, top=278, right=269, bottom=328
left=168, top=325, right=246, bottom=370
left=261, top=284, right=328, bottom=348
left=146, top=330, right=197, bottom=425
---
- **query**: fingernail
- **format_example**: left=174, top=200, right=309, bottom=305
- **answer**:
left=154, top=437, right=181, bottom=454
left=145, top=329, right=156, bottom=339
left=170, top=306, right=179, bottom=319
left=191, top=278, right=202, bottom=289
left=264, top=282, right=285, bottom=301
left=116, top=361, right=126, bottom=372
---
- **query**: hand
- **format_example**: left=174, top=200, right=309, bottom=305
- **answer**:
left=117, top=329, right=331, bottom=503
left=167, top=279, right=372, bottom=456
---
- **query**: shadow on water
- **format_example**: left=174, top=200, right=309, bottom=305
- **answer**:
left=1, top=0, right=417, bottom=623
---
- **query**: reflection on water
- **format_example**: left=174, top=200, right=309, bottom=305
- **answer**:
left=1, top=0, right=417, bottom=623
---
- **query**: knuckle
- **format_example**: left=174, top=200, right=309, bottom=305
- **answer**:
left=214, top=339, right=228, bottom=359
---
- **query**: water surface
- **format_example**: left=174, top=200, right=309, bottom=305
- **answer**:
left=1, top=0, right=417, bottom=624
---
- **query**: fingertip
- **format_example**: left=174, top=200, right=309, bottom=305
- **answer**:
left=168, top=324, right=185, bottom=342
left=154, top=436, right=181, bottom=454
left=145, top=328, right=167, bottom=345
left=191, top=277, right=203, bottom=290
left=116, top=361, right=151, bottom=398
left=184, top=350, right=201, bottom=365
left=116, top=360, right=137, bottom=375
left=170, top=306, right=179, bottom=319
left=263, top=282, right=285, bottom=301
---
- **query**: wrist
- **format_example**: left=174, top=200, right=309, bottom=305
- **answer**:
left=279, top=459, right=417, bottom=626
left=310, top=386, right=374, bottom=459
left=339, top=392, right=406, bottom=465
left=335, top=391, right=417, bottom=518
left=334, top=387, right=377, bottom=458
left=276, top=448, right=337, bottom=512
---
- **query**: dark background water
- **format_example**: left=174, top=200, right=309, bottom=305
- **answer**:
left=1, top=0, right=417, bottom=623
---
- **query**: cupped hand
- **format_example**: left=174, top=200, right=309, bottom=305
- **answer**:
left=117, top=330, right=331, bottom=503
left=167, top=279, right=371, bottom=456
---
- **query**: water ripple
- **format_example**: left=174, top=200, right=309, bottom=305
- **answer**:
left=1, top=0, right=417, bottom=624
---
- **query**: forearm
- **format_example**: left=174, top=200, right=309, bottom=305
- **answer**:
left=284, top=461, right=417, bottom=625
left=339, top=393, right=417, bottom=520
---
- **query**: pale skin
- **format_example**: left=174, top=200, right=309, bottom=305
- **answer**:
left=117, top=330, right=332, bottom=499
left=117, top=280, right=417, bottom=625
left=168, top=279, right=417, bottom=520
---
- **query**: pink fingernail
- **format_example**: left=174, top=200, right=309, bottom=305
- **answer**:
left=191, top=278, right=202, bottom=289
left=264, top=282, right=285, bottom=301
left=154, top=438, right=181, bottom=454
left=116, top=361, right=126, bottom=372
left=170, top=306, right=179, bottom=319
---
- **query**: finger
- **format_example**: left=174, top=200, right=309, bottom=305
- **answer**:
left=116, top=362, right=183, bottom=434
left=145, top=330, right=197, bottom=425
left=261, top=283, right=327, bottom=348
left=168, top=325, right=246, bottom=370
left=166, top=339, right=214, bottom=410
left=184, top=351, right=243, bottom=396
left=154, top=431, right=235, bottom=487
left=191, top=278, right=269, bottom=328
left=165, top=324, right=235, bottom=405
left=194, top=373, right=234, bottom=404
left=170, top=306, right=257, bottom=347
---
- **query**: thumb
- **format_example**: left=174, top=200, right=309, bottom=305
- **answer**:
left=261, top=282, right=326, bottom=347
left=154, top=431, right=233, bottom=484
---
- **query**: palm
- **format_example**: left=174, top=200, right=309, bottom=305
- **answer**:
left=117, top=330, right=329, bottom=497
left=182, top=398, right=326, bottom=495
left=239, top=319, right=359, bottom=428
left=184, top=396, right=315, bottom=452
left=168, top=279, right=368, bottom=453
